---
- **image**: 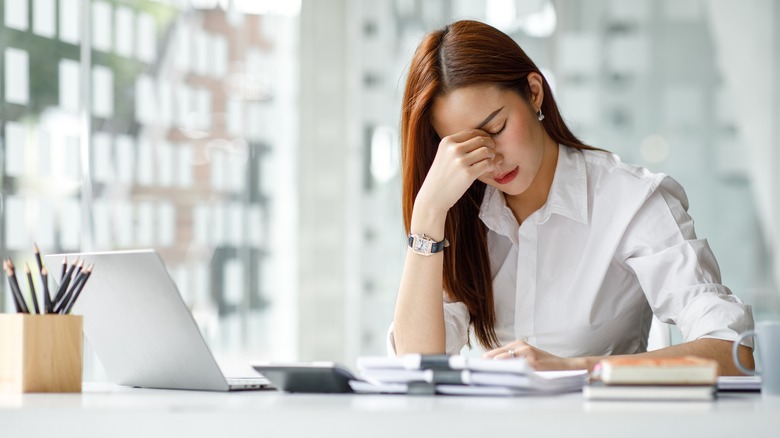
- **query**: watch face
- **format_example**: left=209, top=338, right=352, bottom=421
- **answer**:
left=413, top=237, right=430, bottom=254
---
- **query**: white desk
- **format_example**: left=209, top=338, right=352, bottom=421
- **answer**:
left=1, top=383, right=778, bottom=437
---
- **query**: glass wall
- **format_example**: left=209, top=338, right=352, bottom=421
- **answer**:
left=1, top=0, right=300, bottom=376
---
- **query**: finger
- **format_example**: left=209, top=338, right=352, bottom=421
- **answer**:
left=446, top=128, right=490, bottom=144
left=463, top=145, right=495, bottom=162
left=483, top=347, right=504, bottom=359
left=467, top=157, right=496, bottom=178
left=453, top=134, right=495, bottom=154
left=484, top=344, right=516, bottom=359
left=505, top=346, right=535, bottom=361
left=492, top=350, right=523, bottom=360
left=439, top=133, right=493, bottom=156
left=458, top=148, right=496, bottom=176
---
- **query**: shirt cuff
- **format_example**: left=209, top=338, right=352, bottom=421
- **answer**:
left=675, top=288, right=755, bottom=348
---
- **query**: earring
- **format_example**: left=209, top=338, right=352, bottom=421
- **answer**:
left=537, top=108, right=545, bottom=122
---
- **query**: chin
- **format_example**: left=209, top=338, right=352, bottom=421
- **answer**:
left=496, top=182, right=530, bottom=197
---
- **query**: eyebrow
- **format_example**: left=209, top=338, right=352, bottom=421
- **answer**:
left=476, top=107, right=504, bottom=130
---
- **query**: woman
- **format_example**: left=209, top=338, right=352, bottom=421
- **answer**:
left=390, top=20, right=754, bottom=375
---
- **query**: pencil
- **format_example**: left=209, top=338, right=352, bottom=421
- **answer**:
left=53, top=258, right=79, bottom=307
left=74, top=258, right=84, bottom=277
left=4, top=260, right=24, bottom=313
left=42, top=266, right=53, bottom=314
left=33, top=243, right=48, bottom=312
left=33, top=243, right=44, bottom=273
left=55, top=263, right=86, bottom=314
left=6, top=260, right=30, bottom=314
left=63, top=265, right=93, bottom=314
left=25, top=263, right=40, bottom=314
left=60, top=257, right=67, bottom=282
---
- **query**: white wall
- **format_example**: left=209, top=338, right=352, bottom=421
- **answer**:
left=706, top=0, right=780, bottom=304
left=298, top=0, right=351, bottom=362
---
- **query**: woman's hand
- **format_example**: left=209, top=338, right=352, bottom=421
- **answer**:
left=483, top=340, right=586, bottom=371
left=414, top=129, right=496, bottom=217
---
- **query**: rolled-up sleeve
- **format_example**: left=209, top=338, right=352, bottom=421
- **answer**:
left=386, top=292, right=471, bottom=356
left=622, top=177, right=754, bottom=348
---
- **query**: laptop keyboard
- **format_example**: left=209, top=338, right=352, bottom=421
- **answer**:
left=227, top=377, right=269, bottom=388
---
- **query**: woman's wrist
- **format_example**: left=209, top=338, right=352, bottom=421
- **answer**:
left=410, top=203, right=448, bottom=242
left=572, top=356, right=601, bottom=372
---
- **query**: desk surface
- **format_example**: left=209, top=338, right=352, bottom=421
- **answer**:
left=1, top=383, right=778, bottom=437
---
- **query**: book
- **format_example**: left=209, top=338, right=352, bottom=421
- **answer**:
left=593, top=356, right=719, bottom=385
left=583, top=381, right=716, bottom=401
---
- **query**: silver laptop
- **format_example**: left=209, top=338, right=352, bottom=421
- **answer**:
left=44, top=249, right=271, bottom=391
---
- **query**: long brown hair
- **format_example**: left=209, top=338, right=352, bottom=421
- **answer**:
left=401, top=20, right=595, bottom=350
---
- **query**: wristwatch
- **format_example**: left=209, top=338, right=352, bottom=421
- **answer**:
left=407, top=234, right=449, bottom=256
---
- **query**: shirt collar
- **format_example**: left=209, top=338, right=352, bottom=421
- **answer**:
left=478, top=183, right=518, bottom=242
left=479, top=144, right=589, bottom=238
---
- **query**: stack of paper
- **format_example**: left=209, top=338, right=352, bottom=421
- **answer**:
left=350, top=355, right=588, bottom=396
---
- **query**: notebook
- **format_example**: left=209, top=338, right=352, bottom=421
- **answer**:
left=583, top=382, right=716, bottom=401
left=585, top=356, right=719, bottom=402
left=593, top=356, right=719, bottom=385
left=44, top=250, right=271, bottom=392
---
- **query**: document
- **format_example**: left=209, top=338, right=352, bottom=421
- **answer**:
left=353, top=354, right=588, bottom=396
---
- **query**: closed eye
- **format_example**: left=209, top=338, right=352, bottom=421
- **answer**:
left=488, top=122, right=507, bottom=137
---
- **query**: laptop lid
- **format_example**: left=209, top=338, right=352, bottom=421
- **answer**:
left=45, top=250, right=231, bottom=391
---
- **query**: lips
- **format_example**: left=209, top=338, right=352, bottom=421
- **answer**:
left=494, top=166, right=519, bottom=185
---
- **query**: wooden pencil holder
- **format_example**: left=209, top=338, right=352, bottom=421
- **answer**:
left=0, top=314, right=83, bottom=393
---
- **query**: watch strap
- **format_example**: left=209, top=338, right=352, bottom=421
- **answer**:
left=407, top=234, right=449, bottom=255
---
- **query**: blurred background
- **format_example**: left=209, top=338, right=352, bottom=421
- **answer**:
left=1, top=0, right=778, bottom=379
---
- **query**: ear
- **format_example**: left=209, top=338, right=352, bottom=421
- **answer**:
left=526, top=72, right=545, bottom=111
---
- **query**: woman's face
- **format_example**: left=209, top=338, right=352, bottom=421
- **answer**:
left=430, top=84, right=547, bottom=197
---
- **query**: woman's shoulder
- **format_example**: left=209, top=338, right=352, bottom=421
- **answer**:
left=570, top=146, right=688, bottom=211
left=577, top=147, right=667, bottom=193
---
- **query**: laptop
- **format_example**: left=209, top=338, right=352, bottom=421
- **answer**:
left=44, top=249, right=271, bottom=391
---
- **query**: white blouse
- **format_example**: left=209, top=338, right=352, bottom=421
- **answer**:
left=389, top=144, right=754, bottom=357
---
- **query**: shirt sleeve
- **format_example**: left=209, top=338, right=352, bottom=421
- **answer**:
left=386, top=292, right=471, bottom=356
left=620, top=176, right=754, bottom=348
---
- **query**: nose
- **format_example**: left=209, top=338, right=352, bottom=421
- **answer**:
left=492, top=152, right=504, bottom=168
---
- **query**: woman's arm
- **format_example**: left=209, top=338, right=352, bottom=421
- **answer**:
left=574, top=339, right=754, bottom=375
left=486, top=338, right=754, bottom=375
left=394, top=129, right=497, bottom=355
left=393, top=208, right=448, bottom=355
